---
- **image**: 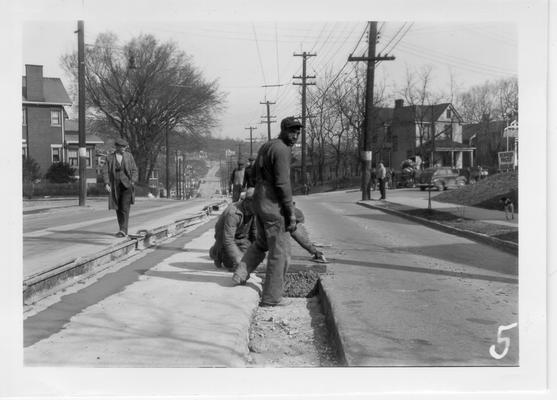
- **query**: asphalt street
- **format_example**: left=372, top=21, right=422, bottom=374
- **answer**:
left=294, top=191, right=518, bottom=366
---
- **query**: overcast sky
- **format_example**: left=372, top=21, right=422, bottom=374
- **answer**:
left=21, top=13, right=517, bottom=141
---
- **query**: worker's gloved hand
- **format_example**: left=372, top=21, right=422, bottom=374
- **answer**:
left=286, top=215, right=297, bottom=233
left=105, top=184, right=111, bottom=193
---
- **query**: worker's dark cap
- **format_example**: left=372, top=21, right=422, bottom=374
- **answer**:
left=115, top=138, right=129, bottom=147
left=280, top=117, right=303, bottom=131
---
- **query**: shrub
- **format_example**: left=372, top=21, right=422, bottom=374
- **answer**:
left=22, top=157, right=41, bottom=183
left=45, top=162, right=76, bottom=183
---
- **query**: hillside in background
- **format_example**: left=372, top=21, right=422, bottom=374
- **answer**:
left=434, top=171, right=518, bottom=212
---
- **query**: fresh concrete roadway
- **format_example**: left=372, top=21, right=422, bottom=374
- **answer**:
left=23, top=162, right=225, bottom=278
left=295, top=190, right=518, bottom=366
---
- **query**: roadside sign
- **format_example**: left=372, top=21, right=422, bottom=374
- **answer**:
left=498, top=151, right=516, bottom=168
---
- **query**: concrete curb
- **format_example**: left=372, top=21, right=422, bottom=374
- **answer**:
left=356, top=201, right=518, bottom=256
left=23, top=200, right=229, bottom=305
left=317, top=277, right=348, bottom=366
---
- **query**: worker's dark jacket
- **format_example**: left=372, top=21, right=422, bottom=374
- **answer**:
left=102, top=151, right=138, bottom=210
left=211, top=201, right=256, bottom=268
left=253, top=138, right=295, bottom=221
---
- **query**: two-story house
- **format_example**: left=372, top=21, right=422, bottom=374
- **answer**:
left=462, top=117, right=517, bottom=169
left=373, top=99, right=475, bottom=169
left=22, top=64, right=103, bottom=183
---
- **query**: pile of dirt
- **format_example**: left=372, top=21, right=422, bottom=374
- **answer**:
left=434, top=171, right=518, bottom=211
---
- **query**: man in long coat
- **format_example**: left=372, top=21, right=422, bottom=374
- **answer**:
left=102, top=138, right=138, bottom=237
left=232, top=116, right=302, bottom=307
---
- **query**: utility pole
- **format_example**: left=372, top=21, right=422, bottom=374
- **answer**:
left=348, top=21, right=395, bottom=201
left=293, top=52, right=316, bottom=188
left=260, top=101, right=276, bottom=140
left=165, top=127, right=170, bottom=198
left=245, top=126, right=257, bottom=157
left=77, top=20, right=86, bottom=206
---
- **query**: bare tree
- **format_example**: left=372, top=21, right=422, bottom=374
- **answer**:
left=62, top=32, right=225, bottom=184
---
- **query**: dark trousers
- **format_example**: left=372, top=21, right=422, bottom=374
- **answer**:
left=378, top=178, right=386, bottom=199
left=241, top=213, right=291, bottom=305
left=116, top=182, right=133, bottom=234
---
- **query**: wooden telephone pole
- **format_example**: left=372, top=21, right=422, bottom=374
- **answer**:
left=77, top=20, right=86, bottom=206
left=245, top=126, right=257, bottom=157
left=260, top=101, right=276, bottom=140
left=293, top=52, right=316, bottom=187
left=348, top=21, right=394, bottom=201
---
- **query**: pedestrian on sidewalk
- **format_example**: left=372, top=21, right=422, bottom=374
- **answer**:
left=376, top=161, right=387, bottom=200
left=209, top=188, right=257, bottom=271
left=232, top=116, right=302, bottom=307
left=102, top=138, right=138, bottom=237
left=229, top=160, right=246, bottom=201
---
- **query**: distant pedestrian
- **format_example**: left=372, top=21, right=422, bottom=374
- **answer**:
left=500, top=197, right=515, bottom=220
left=370, top=167, right=377, bottom=191
left=243, top=156, right=256, bottom=189
left=376, top=161, right=387, bottom=200
left=209, top=188, right=256, bottom=271
left=229, top=160, right=246, bottom=201
left=232, top=116, right=302, bottom=307
left=102, top=138, right=138, bottom=237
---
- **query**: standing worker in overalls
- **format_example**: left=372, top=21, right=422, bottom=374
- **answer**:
left=232, top=117, right=302, bottom=307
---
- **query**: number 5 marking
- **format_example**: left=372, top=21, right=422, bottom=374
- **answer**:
left=489, top=322, right=518, bottom=360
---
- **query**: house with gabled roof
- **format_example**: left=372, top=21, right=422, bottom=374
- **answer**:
left=22, top=64, right=103, bottom=182
left=462, top=118, right=514, bottom=168
left=372, top=99, right=475, bottom=170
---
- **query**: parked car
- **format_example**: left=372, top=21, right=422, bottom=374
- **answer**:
left=417, top=167, right=467, bottom=191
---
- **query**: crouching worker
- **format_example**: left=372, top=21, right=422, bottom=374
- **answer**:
left=209, top=188, right=256, bottom=271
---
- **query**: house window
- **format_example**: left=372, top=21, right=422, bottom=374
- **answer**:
left=446, top=109, right=452, bottom=119
left=50, top=110, right=61, bottom=126
left=22, top=107, right=27, bottom=125
left=68, top=149, right=78, bottom=167
left=392, top=135, right=398, bottom=152
left=85, top=148, right=92, bottom=168
left=386, top=126, right=392, bottom=142
left=51, top=146, right=62, bottom=163
left=444, top=124, right=452, bottom=138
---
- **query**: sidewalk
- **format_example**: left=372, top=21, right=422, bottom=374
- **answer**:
left=24, top=225, right=262, bottom=367
left=374, top=189, right=518, bottom=227
left=355, top=189, right=518, bottom=255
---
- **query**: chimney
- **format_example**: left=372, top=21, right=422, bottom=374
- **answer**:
left=394, top=99, right=404, bottom=109
left=25, top=64, right=44, bottom=101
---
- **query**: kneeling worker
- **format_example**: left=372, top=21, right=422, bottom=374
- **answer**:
left=209, top=188, right=256, bottom=271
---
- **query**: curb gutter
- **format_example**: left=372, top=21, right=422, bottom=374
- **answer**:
left=23, top=200, right=229, bottom=305
left=356, top=201, right=518, bottom=256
